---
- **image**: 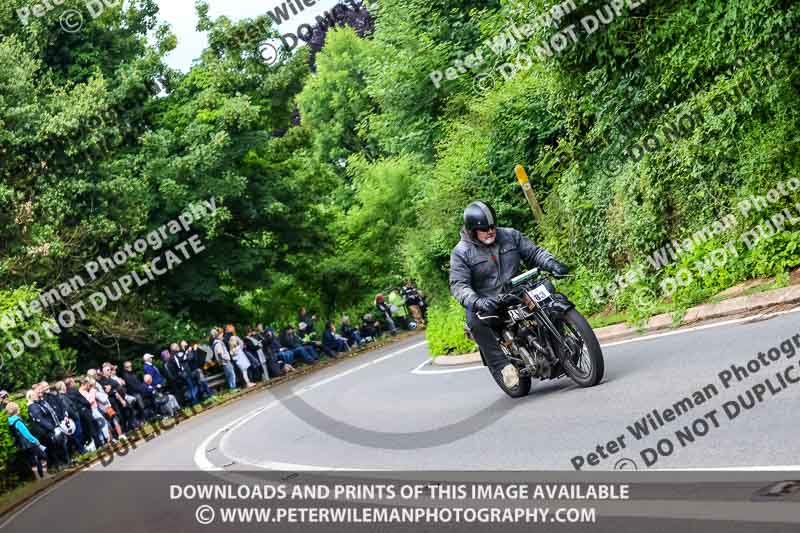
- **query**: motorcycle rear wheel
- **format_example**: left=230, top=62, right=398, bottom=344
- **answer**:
left=557, top=309, right=604, bottom=387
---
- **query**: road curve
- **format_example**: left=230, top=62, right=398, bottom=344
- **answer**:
left=88, top=309, right=800, bottom=472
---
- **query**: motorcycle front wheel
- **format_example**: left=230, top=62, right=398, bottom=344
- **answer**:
left=557, top=309, right=604, bottom=387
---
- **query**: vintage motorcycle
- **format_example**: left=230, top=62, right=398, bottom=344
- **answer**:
left=467, top=268, right=604, bottom=397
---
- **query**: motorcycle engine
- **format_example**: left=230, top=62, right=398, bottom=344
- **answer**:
left=517, top=327, right=553, bottom=378
left=501, top=328, right=544, bottom=377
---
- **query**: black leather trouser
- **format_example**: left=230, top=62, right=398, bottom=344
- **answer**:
left=466, top=312, right=507, bottom=372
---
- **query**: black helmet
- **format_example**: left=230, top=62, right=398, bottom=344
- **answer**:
left=463, top=201, right=497, bottom=232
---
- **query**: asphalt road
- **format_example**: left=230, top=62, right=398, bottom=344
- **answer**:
left=3, top=309, right=800, bottom=533
left=91, top=309, right=800, bottom=472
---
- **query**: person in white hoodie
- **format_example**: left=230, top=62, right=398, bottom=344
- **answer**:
left=228, top=329, right=255, bottom=388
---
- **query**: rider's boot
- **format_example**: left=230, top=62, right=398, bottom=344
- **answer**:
left=500, top=364, right=519, bottom=388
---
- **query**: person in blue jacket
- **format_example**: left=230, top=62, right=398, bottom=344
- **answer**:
left=6, top=402, right=49, bottom=479
left=322, top=321, right=350, bottom=354
left=143, top=353, right=166, bottom=387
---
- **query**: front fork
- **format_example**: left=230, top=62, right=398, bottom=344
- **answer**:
left=539, top=295, right=577, bottom=355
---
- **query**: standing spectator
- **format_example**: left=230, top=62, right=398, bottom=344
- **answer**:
left=119, top=361, right=152, bottom=420
left=228, top=333, right=256, bottom=388
left=109, top=365, right=144, bottom=423
left=99, top=364, right=136, bottom=430
left=401, top=280, right=427, bottom=323
left=182, top=341, right=214, bottom=400
left=339, top=315, right=365, bottom=347
left=27, top=386, right=71, bottom=470
left=65, top=378, right=103, bottom=450
left=280, top=326, right=318, bottom=365
left=41, top=382, right=84, bottom=456
left=0, top=390, right=9, bottom=408
left=40, top=382, right=67, bottom=421
left=78, top=379, right=110, bottom=446
left=323, top=321, right=350, bottom=354
left=168, top=343, right=198, bottom=405
left=388, top=290, right=412, bottom=329
left=223, top=324, right=235, bottom=347
left=143, top=354, right=166, bottom=387
left=245, top=329, right=270, bottom=381
left=211, top=328, right=237, bottom=391
left=375, top=294, right=398, bottom=335
left=6, top=402, right=49, bottom=480
left=108, top=363, right=144, bottom=422
left=90, top=376, right=126, bottom=443
left=52, top=381, right=91, bottom=453
left=237, top=332, right=264, bottom=382
left=23, top=390, right=48, bottom=445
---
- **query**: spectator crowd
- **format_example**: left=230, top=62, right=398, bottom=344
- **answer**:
left=3, top=284, right=427, bottom=481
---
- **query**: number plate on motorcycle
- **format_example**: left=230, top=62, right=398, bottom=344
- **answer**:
left=529, top=285, right=551, bottom=302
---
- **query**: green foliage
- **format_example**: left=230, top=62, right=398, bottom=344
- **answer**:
left=319, top=153, right=427, bottom=308
left=425, top=298, right=477, bottom=356
left=297, top=27, right=376, bottom=164
left=0, top=288, right=76, bottom=391
left=0, top=0, right=799, bottom=489
left=0, top=398, right=31, bottom=490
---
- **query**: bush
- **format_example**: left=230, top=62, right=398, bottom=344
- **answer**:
left=425, top=298, right=477, bottom=357
left=0, top=396, right=32, bottom=491
left=0, top=287, right=77, bottom=391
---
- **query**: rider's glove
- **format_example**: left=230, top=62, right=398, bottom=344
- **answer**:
left=475, top=296, right=500, bottom=314
left=545, top=259, right=570, bottom=277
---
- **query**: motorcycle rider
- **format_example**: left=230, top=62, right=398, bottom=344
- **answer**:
left=449, top=200, right=569, bottom=389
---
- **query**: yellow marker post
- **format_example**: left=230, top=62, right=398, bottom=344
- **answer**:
left=515, top=164, right=544, bottom=222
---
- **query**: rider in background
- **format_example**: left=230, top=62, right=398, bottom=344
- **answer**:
left=374, top=294, right=398, bottom=335
left=449, top=200, right=569, bottom=389
left=401, top=280, right=427, bottom=324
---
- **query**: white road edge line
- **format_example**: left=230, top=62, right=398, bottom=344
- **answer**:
left=412, top=306, right=800, bottom=375
left=194, top=341, right=428, bottom=472
left=657, top=465, right=800, bottom=471
left=197, top=307, right=800, bottom=472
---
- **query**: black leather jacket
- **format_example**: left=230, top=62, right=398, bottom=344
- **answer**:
left=449, top=226, right=555, bottom=315
left=28, top=400, right=59, bottom=434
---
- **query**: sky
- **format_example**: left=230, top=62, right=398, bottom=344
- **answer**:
left=156, top=0, right=342, bottom=71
